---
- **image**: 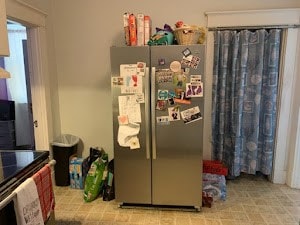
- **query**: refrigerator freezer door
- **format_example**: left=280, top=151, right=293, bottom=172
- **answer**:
left=110, top=46, right=152, bottom=204
left=151, top=45, right=204, bottom=208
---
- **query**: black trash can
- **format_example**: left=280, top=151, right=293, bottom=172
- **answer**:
left=51, top=134, right=79, bottom=186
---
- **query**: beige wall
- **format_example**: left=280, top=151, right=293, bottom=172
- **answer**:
left=47, top=0, right=300, bottom=159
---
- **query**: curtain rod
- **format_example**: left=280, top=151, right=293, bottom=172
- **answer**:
left=208, top=24, right=300, bottom=31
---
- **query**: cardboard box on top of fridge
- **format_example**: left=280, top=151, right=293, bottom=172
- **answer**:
left=123, top=13, right=151, bottom=46
left=123, top=12, right=130, bottom=46
left=129, top=13, right=137, bottom=46
left=69, top=157, right=85, bottom=189
left=144, top=15, right=151, bottom=45
left=137, top=13, right=144, bottom=46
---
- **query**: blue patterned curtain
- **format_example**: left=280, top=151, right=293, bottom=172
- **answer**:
left=212, top=29, right=281, bottom=177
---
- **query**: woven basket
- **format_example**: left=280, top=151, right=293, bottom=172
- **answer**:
left=174, top=26, right=205, bottom=45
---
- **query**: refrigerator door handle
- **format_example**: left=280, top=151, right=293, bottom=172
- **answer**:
left=145, top=67, right=151, bottom=160
left=151, top=67, right=157, bottom=160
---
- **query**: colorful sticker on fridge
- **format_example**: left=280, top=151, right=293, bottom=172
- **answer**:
left=118, top=115, right=129, bottom=125
left=181, top=106, right=202, bottom=124
left=168, top=106, right=180, bottom=121
left=190, top=56, right=201, bottom=69
left=111, top=77, right=124, bottom=86
left=168, top=98, right=175, bottom=105
left=157, top=90, right=169, bottom=100
left=181, top=55, right=201, bottom=69
left=168, top=90, right=176, bottom=98
left=136, top=62, right=146, bottom=76
left=156, top=116, right=170, bottom=125
left=120, top=64, right=143, bottom=94
left=174, top=98, right=191, bottom=105
left=182, top=48, right=192, bottom=57
left=156, top=100, right=167, bottom=110
left=173, top=72, right=187, bottom=87
left=174, top=88, right=191, bottom=104
left=158, top=58, right=165, bottom=65
left=170, top=61, right=181, bottom=73
left=184, top=67, right=190, bottom=75
left=185, top=82, right=203, bottom=98
left=181, top=55, right=193, bottom=67
left=118, top=95, right=141, bottom=123
left=156, top=69, right=173, bottom=83
left=174, top=88, right=185, bottom=99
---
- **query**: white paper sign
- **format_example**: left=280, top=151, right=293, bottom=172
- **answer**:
left=118, top=95, right=141, bottom=123
left=120, top=64, right=143, bottom=94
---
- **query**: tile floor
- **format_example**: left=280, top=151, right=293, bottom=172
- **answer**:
left=53, top=174, right=300, bottom=225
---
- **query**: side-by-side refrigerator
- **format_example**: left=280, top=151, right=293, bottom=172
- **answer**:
left=110, top=45, right=205, bottom=210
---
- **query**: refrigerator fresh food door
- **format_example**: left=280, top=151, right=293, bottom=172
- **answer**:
left=151, top=45, right=204, bottom=209
left=110, top=46, right=152, bottom=204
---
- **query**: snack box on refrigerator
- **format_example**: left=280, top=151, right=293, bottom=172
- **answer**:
left=137, top=13, right=144, bottom=46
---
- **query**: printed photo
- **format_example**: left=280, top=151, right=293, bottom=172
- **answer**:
left=168, top=98, right=175, bottom=105
left=173, top=72, right=187, bottom=87
left=168, top=106, right=180, bottom=121
left=156, top=100, right=167, bottom=111
left=156, top=116, right=170, bottom=125
left=112, top=77, right=124, bottom=86
left=181, top=106, right=202, bottom=124
left=181, top=55, right=201, bottom=69
left=185, top=82, right=203, bottom=98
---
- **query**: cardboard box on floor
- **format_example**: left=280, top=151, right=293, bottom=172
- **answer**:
left=69, top=156, right=88, bottom=189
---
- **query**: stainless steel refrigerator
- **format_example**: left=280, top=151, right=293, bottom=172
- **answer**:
left=110, top=45, right=204, bottom=211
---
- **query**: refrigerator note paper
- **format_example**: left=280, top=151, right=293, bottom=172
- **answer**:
left=117, top=122, right=140, bottom=148
left=120, top=64, right=143, bottom=94
left=118, top=95, right=141, bottom=123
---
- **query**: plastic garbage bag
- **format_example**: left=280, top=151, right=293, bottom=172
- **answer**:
left=52, top=134, right=79, bottom=147
left=203, top=173, right=227, bottom=201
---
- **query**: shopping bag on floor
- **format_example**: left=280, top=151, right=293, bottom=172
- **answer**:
left=103, top=159, right=115, bottom=201
left=83, top=151, right=108, bottom=202
left=88, top=147, right=105, bottom=167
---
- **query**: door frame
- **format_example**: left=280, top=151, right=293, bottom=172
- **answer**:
left=5, top=0, right=51, bottom=151
left=204, top=8, right=300, bottom=188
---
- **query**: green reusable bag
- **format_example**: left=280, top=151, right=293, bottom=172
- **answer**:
left=83, top=153, right=108, bottom=202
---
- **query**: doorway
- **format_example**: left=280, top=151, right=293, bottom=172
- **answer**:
left=211, top=29, right=281, bottom=178
left=5, top=0, right=51, bottom=152
left=0, top=21, right=35, bottom=150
